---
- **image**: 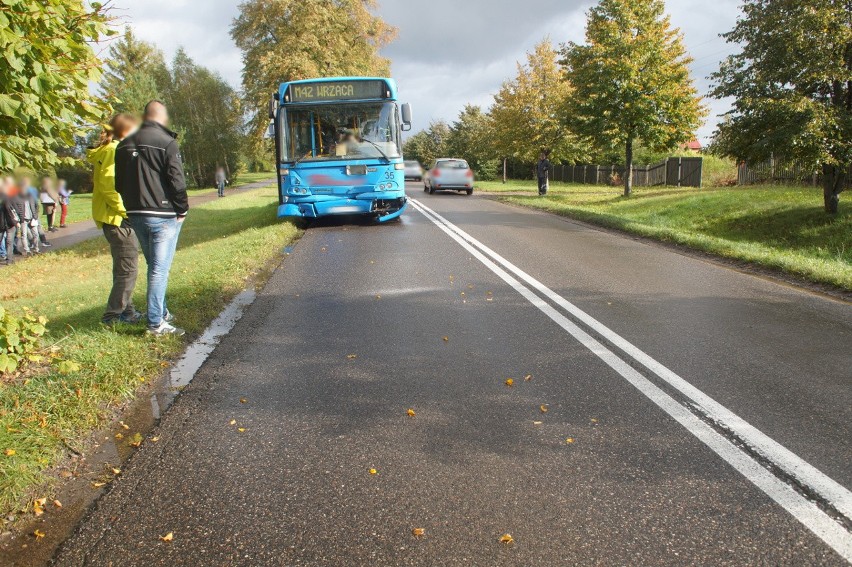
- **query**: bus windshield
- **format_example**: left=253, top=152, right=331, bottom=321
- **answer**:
left=281, top=101, right=401, bottom=163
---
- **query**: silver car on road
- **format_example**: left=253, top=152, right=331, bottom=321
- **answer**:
left=423, top=158, right=474, bottom=195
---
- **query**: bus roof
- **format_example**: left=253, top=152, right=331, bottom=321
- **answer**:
left=278, top=77, right=399, bottom=104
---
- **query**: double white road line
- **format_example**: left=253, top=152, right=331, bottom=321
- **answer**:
left=410, top=198, right=852, bottom=562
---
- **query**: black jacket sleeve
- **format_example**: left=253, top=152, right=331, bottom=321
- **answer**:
left=165, top=140, right=189, bottom=216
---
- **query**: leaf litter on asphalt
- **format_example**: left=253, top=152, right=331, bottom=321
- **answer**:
left=407, top=409, right=416, bottom=417
left=412, top=528, right=425, bottom=537
left=500, top=533, right=514, bottom=545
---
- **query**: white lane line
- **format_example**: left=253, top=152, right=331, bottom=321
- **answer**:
left=412, top=198, right=852, bottom=519
left=409, top=199, right=852, bottom=562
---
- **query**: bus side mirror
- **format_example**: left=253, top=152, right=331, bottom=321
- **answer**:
left=269, top=94, right=278, bottom=119
left=401, top=103, right=412, bottom=131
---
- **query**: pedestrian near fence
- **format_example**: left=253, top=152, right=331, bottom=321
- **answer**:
left=116, top=100, right=189, bottom=337
left=90, top=113, right=144, bottom=325
left=537, top=151, right=551, bottom=196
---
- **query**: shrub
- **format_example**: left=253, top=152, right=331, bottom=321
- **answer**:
left=0, top=306, right=47, bottom=374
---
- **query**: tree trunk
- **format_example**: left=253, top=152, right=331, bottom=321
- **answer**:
left=624, top=136, right=634, bottom=197
left=503, top=158, right=507, bottom=184
left=822, top=163, right=846, bottom=214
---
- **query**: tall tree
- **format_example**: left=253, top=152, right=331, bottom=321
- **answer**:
left=162, top=49, right=243, bottom=187
left=563, top=0, right=705, bottom=196
left=402, top=121, right=450, bottom=167
left=711, top=0, right=852, bottom=214
left=445, top=105, right=500, bottom=180
left=101, top=27, right=169, bottom=114
left=0, top=0, right=115, bottom=170
left=489, top=40, right=585, bottom=166
left=231, top=0, right=397, bottom=145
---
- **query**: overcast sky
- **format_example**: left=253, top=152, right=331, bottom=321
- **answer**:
left=108, top=0, right=742, bottom=144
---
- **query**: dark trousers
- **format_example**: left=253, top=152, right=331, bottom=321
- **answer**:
left=3, top=227, right=15, bottom=264
left=538, top=175, right=548, bottom=195
left=43, top=204, right=56, bottom=229
left=102, top=223, right=140, bottom=320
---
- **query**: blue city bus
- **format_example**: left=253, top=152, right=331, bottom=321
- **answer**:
left=269, top=77, right=413, bottom=223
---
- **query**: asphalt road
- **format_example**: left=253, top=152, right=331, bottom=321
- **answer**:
left=51, top=183, right=852, bottom=566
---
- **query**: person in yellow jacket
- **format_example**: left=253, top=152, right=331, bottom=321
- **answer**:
left=89, top=113, right=142, bottom=324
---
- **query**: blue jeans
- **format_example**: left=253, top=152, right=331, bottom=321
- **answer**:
left=130, top=216, right=183, bottom=328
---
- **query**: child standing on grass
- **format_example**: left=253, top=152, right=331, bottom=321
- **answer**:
left=57, top=179, right=71, bottom=228
left=90, top=114, right=144, bottom=325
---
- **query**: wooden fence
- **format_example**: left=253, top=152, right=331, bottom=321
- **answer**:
left=738, top=158, right=852, bottom=188
left=548, top=157, right=703, bottom=188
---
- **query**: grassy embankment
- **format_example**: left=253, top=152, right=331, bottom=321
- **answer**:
left=46, top=171, right=276, bottom=228
left=0, top=185, right=298, bottom=516
left=477, top=180, right=851, bottom=290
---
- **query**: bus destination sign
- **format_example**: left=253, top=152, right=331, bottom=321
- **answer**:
left=289, top=80, right=387, bottom=103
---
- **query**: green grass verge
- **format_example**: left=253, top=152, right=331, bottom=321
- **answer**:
left=0, top=185, right=299, bottom=515
left=477, top=181, right=851, bottom=290
left=46, top=171, right=276, bottom=228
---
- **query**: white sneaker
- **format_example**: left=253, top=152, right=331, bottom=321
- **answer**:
left=147, top=321, right=186, bottom=337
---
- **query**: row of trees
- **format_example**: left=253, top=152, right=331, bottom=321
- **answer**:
left=1, top=2, right=248, bottom=189
left=98, top=30, right=244, bottom=187
left=407, top=0, right=850, bottom=212
left=407, top=1, right=705, bottom=196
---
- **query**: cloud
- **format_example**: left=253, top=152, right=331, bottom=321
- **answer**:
left=108, top=0, right=742, bottom=144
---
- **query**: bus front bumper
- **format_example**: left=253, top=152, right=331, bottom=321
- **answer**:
left=278, top=194, right=408, bottom=223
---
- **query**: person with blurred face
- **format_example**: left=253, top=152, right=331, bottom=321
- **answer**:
left=0, top=177, right=21, bottom=265
left=90, top=113, right=143, bottom=325
left=115, top=100, right=189, bottom=337
left=57, top=179, right=71, bottom=228
left=39, top=177, right=58, bottom=232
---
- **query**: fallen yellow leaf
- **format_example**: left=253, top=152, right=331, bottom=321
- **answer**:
left=114, top=433, right=124, bottom=440
left=118, top=421, right=130, bottom=430
left=33, top=529, right=45, bottom=540
left=347, top=354, right=358, bottom=360
left=53, top=499, right=62, bottom=508
left=229, top=419, right=237, bottom=426
left=4, top=448, right=15, bottom=456
left=111, top=468, right=121, bottom=475
left=92, top=482, right=106, bottom=488
left=407, top=409, right=416, bottom=417
left=160, top=532, right=174, bottom=542
left=412, top=528, right=425, bottom=537
left=240, top=398, right=247, bottom=404
left=524, top=374, right=532, bottom=382
left=540, top=405, right=549, bottom=413
left=566, top=438, right=575, bottom=444
left=238, top=428, right=246, bottom=433
left=128, top=433, right=143, bottom=447
left=533, top=421, right=543, bottom=426
left=33, top=502, right=44, bottom=517
left=591, top=418, right=598, bottom=423
left=375, top=294, right=382, bottom=300
left=505, top=378, right=514, bottom=387
left=442, top=336, right=449, bottom=342
left=369, top=468, right=377, bottom=475
left=151, top=437, right=160, bottom=443
left=500, top=533, right=514, bottom=545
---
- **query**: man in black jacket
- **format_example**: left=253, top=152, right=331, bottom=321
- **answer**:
left=115, top=100, right=189, bottom=336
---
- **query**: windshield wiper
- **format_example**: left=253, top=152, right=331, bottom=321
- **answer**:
left=357, top=137, right=392, bottom=163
